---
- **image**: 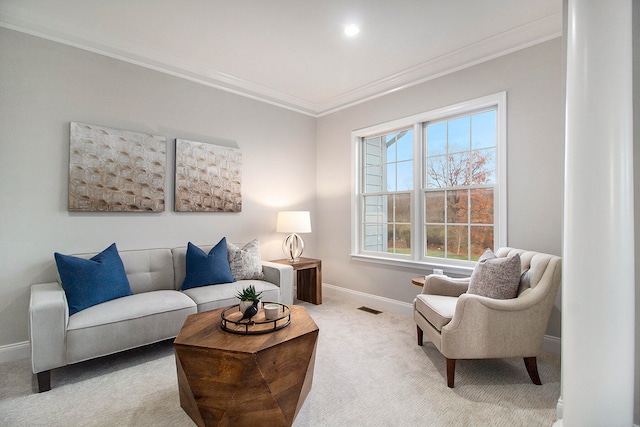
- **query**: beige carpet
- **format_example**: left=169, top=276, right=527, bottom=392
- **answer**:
left=0, top=296, right=560, bottom=426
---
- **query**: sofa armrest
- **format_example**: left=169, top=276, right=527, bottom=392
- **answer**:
left=261, top=261, right=294, bottom=305
left=29, top=282, right=68, bottom=374
left=421, top=274, right=470, bottom=297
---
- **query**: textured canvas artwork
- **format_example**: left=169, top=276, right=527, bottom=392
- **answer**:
left=68, top=122, right=166, bottom=212
left=175, top=139, right=242, bottom=212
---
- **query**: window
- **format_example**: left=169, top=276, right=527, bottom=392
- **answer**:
left=363, top=129, right=413, bottom=254
left=352, top=93, right=506, bottom=272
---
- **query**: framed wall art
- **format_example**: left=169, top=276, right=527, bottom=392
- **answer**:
left=68, top=122, right=166, bottom=212
left=175, top=139, right=242, bottom=212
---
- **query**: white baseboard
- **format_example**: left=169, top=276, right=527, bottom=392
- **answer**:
left=555, top=397, right=563, bottom=422
left=322, top=283, right=561, bottom=355
left=0, top=341, right=29, bottom=364
left=323, top=283, right=414, bottom=317
left=542, top=333, right=561, bottom=355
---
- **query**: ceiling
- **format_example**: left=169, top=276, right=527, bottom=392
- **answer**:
left=0, top=0, right=562, bottom=117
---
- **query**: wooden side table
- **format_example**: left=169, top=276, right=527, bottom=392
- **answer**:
left=272, top=258, right=322, bottom=304
left=412, top=276, right=425, bottom=287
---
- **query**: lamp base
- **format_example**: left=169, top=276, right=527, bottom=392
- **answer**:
left=283, top=233, right=305, bottom=262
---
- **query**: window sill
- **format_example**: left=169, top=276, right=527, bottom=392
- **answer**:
left=350, top=253, right=474, bottom=277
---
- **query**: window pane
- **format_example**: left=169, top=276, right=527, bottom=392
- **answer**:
left=363, top=195, right=385, bottom=223
left=448, top=117, right=470, bottom=153
left=470, top=188, right=493, bottom=224
left=447, top=225, right=468, bottom=259
left=426, top=155, right=447, bottom=188
left=397, top=130, right=413, bottom=161
left=386, top=163, right=396, bottom=192
left=387, top=196, right=394, bottom=221
left=470, top=226, right=493, bottom=259
left=427, top=122, right=447, bottom=156
left=388, top=224, right=411, bottom=254
left=395, top=193, right=411, bottom=222
left=365, top=152, right=382, bottom=166
left=365, top=136, right=382, bottom=163
left=396, top=160, right=413, bottom=191
left=448, top=152, right=470, bottom=186
left=386, top=134, right=396, bottom=162
left=470, top=148, right=495, bottom=185
left=425, top=225, right=445, bottom=257
left=364, top=224, right=384, bottom=251
left=447, top=189, right=468, bottom=224
left=365, top=165, right=383, bottom=192
left=425, top=191, right=445, bottom=223
left=472, top=111, right=496, bottom=150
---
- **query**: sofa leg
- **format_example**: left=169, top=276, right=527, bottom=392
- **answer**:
left=37, top=370, right=51, bottom=392
left=524, top=357, right=542, bottom=385
left=416, top=325, right=423, bottom=346
left=446, top=358, right=456, bottom=388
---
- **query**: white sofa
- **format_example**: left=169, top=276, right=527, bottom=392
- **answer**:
left=29, top=244, right=294, bottom=392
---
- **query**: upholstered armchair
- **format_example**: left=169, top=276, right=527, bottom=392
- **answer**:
left=413, top=247, right=561, bottom=388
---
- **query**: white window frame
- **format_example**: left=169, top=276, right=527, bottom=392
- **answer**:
left=351, top=92, right=507, bottom=276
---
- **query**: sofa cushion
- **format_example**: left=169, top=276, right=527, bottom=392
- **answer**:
left=227, top=239, right=265, bottom=280
left=467, top=248, right=521, bottom=299
left=54, top=243, right=133, bottom=316
left=182, top=239, right=235, bottom=290
left=118, top=248, right=175, bottom=293
left=183, top=280, right=280, bottom=313
left=66, top=290, right=196, bottom=364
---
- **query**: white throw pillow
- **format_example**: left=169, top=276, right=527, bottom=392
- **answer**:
left=227, top=239, right=265, bottom=280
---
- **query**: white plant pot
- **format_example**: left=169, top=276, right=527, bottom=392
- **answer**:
left=238, top=300, right=262, bottom=313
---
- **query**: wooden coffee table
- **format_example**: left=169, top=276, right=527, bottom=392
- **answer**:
left=174, top=305, right=319, bottom=427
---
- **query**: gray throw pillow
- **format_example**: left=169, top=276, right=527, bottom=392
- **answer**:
left=227, top=239, right=265, bottom=280
left=467, top=249, right=521, bottom=299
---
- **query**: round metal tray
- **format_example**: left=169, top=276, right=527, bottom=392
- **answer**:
left=220, top=302, right=291, bottom=335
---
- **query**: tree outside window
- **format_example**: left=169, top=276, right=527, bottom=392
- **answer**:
left=425, top=110, right=496, bottom=261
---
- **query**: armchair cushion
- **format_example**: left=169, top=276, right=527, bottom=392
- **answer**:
left=467, top=249, right=521, bottom=299
left=415, top=294, right=457, bottom=331
left=54, top=243, right=132, bottom=316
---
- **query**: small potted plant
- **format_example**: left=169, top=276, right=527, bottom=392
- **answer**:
left=236, top=284, right=263, bottom=313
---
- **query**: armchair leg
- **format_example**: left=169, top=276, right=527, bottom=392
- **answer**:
left=416, top=325, right=423, bottom=346
left=446, top=358, right=456, bottom=388
left=37, top=370, right=51, bottom=392
left=524, top=357, right=542, bottom=385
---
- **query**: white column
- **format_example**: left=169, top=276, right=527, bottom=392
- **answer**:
left=561, top=1, right=635, bottom=426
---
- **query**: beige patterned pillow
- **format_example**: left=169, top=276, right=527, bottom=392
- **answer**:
left=227, top=239, right=265, bottom=280
left=467, top=249, right=521, bottom=299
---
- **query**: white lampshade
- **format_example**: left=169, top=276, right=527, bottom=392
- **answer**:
left=276, top=211, right=311, bottom=262
left=276, top=211, right=312, bottom=233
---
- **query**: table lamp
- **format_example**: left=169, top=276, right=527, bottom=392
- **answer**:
left=276, top=211, right=311, bottom=262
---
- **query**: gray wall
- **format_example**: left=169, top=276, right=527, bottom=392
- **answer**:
left=0, top=28, right=317, bottom=347
left=315, top=39, right=565, bottom=338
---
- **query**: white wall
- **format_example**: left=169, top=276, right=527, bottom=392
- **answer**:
left=315, top=39, right=565, bottom=338
left=0, top=28, right=317, bottom=347
left=633, top=3, right=640, bottom=423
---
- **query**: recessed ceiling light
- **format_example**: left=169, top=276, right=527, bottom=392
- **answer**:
left=344, top=25, right=360, bottom=37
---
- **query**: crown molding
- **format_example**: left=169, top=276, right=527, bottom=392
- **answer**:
left=0, top=4, right=561, bottom=118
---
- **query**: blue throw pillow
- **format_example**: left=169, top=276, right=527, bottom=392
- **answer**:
left=54, top=243, right=133, bottom=316
left=182, top=238, right=236, bottom=290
